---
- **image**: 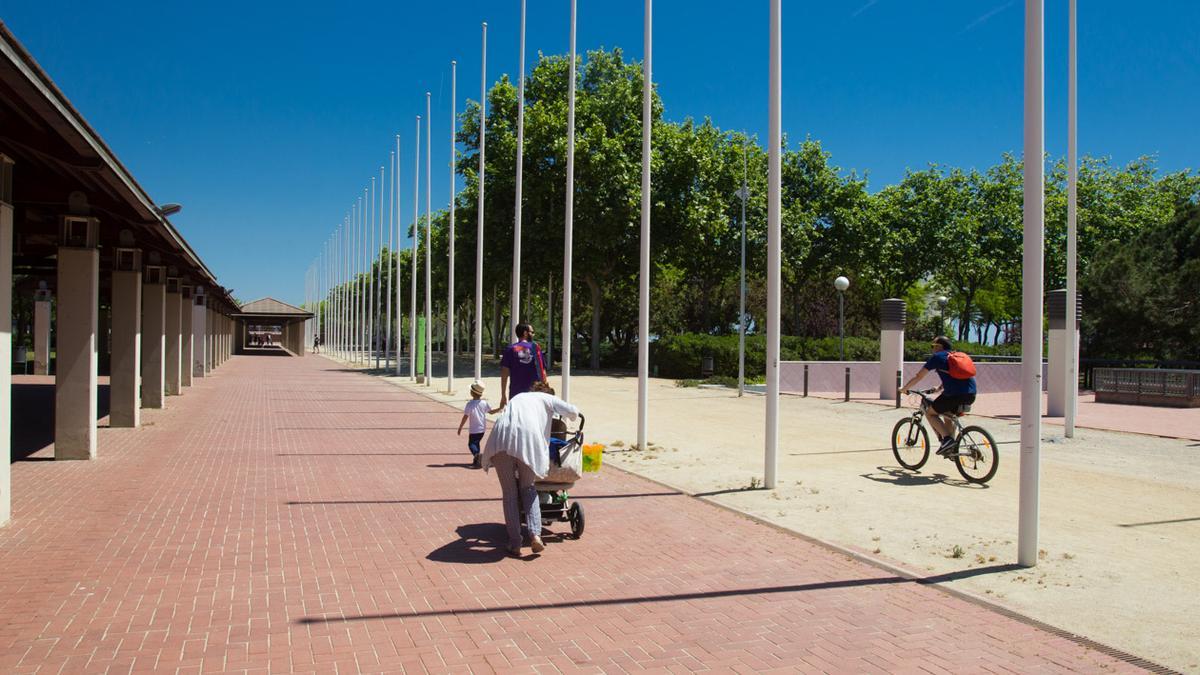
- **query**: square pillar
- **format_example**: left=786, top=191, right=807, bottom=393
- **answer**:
left=165, top=279, right=182, bottom=395
left=206, top=307, right=214, bottom=372
left=879, top=299, right=907, bottom=400
left=55, top=216, right=100, bottom=460
left=109, top=249, right=142, bottom=427
left=141, top=267, right=167, bottom=409
left=1, top=155, right=15, bottom=525
left=33, top=286, right=51, bottom=375
left=1046, top=289, right=1081, bottom=417
left=192, top=290, right=207, bottom=378
left=181, top=285, right=193, bottom=387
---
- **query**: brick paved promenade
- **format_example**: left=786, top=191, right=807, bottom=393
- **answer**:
left=0, top=355, right=1144, bottom=673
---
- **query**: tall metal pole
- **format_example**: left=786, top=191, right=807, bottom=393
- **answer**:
left=369, top=177, right=377, bottom=367
left=511, top=0, right=527, bottom=337
left=475, top=22, right=488, bottom=382
left=425, top=93, right=433, bottom=387
left=448, top=60, right=457, bottom=393
left=354, top=198, right=361, bottom=362
left=378, top=165, right=385, bottom=368
left=738, top=137, right=747, bottom=397
left=1019, top=0, right=1045, bottom=568
left=765, top=0, right=782, bottom=489
left=386, top=149, right=395, bottom=370
left=411, top=116, right=420, bottom=380
left=361, top=188, right=369, bottom=362
left=562, top=0, right=577, bottom=402
left=637, top=0, right=652, bottom=452
left=1065, top=0, right=1078, bottom=438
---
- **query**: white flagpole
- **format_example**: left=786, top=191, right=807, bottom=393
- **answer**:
left=562, top=0, right=577, bottom=402
left=637, top=0, right=652, bottom=452
left=354, top=198, right=361, bottom=362
left=394, top=136, right=403, bottom=376
left=411, top=115, right=420, bottom=380
left=369, top=177, right=376, bottom=367
left=377, top=165, right=385, bottom=369
left=448, top=60, right=457, bottom=393
left=1065, top=0, right=1078, bottom=438
left=386, top=150, right=395, bottom=370
left=765, top=0, right=782, bottom=489
left=475, top=22, right=488, bottom=383
left=425, top=93, right=433, bottom=387
left=361, top=188, right=369, bottom=362
left=511, top=0, right=527, bottom=338
left=1019, top=0, right=1045, bottom=568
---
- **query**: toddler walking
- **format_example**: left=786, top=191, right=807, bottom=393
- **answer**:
left=458, top=382, right=500, bottom=468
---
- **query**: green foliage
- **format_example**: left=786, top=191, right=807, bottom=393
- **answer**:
left=1082, top=203, right=1200, bottom=360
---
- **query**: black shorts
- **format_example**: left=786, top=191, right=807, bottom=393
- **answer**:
left=932, top=393, right=976, bottom=415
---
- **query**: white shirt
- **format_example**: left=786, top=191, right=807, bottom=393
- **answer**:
left=463, top=399, right=491, bottom=434
left=482, top=392, right=580, bottom=478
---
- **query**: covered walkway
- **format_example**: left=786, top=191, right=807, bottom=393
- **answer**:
left=0, top=354, right=1146, bottom=672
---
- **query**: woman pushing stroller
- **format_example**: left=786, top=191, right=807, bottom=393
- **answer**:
left=480, top=380, right=579, bottom=557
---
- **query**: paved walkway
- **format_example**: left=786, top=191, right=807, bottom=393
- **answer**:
left=0, top=355, right=1147, bottom=673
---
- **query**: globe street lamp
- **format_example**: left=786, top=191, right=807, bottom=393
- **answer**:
left=834, top=276, right=850, bottom=360
left=937, top=295, right=949, bottom=336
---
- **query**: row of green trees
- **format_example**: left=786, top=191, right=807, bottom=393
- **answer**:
left=319, top=47, right=1200, bottom=365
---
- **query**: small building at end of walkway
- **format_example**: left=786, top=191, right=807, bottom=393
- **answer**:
left=232, top=298, right=313, bottom=356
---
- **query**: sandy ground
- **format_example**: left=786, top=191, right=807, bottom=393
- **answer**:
left=333, top=352, right=1199, bottom=673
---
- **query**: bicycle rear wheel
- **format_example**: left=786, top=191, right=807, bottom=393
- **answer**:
left=955, top=426, right=999, bottom=484
left=891, top=418, right=930, bottom=471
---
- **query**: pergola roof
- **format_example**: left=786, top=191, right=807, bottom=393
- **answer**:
left=235, top=297, right=313, bottom=319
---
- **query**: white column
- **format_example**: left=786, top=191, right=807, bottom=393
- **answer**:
left=181, top=286, right=193, bottom=387
left=192, top=293, right=207, bottom=378
left=562, top=1, right=577, bottom=402
left=475, top=22, right=487, bottom=382
left=1, top=156, right=16, bottom=525
left=55, top=236, right=99, bottom=460
left=165, top=282, right=182, bottom=395
left=511, top=0, right=527, bottom=332
left=879, top=299, right=906, bottom=400
left=141, top=270, right=166, bottom=408
left=411, top=115, right=420, bottom=380
left=1019, top=0, right=1045, bottom=568
left=636, top=0, right=652, bottom=452
left=425, top=93, right=433, bottom=387
left=33, top=290, right=51, bottom=375
left=448, top=60, right=457, bottom=393
left=765, top=0, right=782, bottom=489
left=110, top=268, right=142, bottom=427
left=1065, top=0, right=1079, bottom=437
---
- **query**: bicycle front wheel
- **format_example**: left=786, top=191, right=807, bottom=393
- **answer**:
left=956, top=426, right=999, bottom=484
left=891, top=418, right=930, bottom=471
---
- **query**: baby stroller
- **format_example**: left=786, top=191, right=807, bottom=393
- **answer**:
left=533, top=414, right=587, bottom=538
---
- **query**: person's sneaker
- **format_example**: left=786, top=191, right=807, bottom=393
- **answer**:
left=506, top=546, right=522, bottom=557
left=530, top=536, right=545, bottom=553
left=472, top=454, right=481, bottom=469
left=937, top=438, right=958, bottom=456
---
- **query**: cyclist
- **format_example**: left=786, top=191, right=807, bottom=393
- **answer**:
left=901, top=336, right=977, bottom=456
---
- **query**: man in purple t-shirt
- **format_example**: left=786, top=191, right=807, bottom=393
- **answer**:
left=500, top=322, right=548, bottom=408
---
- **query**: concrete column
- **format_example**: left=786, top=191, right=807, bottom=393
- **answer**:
left=33, top=288, right=51, bottom=375
left=181, top=285, right=194, bottom=387
left=1046, top=289, right=1081, bottom=417
left=879, top=299, right=906, bottom=400
left=206, top=307, right=214, bottom=372
left=141, top=268, right=166, bottom=408
left=165, top=280, right=182, bottom=395
left=192, top=293, right=207, bottom=378
left=234, top=318, right=243, bottom=354
left=55, top=218, right=100, bottom=460
left=109, top=266, right=142, bottom=427
left=1, top=155, right=15, bottom=525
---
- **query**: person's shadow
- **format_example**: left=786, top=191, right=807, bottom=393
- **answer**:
left=426, top=523, right=513, bottom=564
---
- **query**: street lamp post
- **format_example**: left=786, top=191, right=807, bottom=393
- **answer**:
left=834, top=276, right=849, bottom=360
left=736, top=143, right=748, bottom=397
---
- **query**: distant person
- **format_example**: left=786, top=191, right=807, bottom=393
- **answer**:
left=457, top=382, right=501, bottom=469
left=480, top=381, right=579, bottom=556
left=499, top=322, right=548, bottom=409
left=902, top=336, right=978, bottom=456
left=313, top=333, right=321, bottom=354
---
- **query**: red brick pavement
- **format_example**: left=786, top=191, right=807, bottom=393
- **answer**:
left=0, top=355, right=1147, bottom=673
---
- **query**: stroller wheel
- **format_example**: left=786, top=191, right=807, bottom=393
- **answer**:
left=568, top=502, right=584, bottom=539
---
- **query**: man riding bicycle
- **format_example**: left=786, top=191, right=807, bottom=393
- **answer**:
left=901, top=336, right=977, bottom=456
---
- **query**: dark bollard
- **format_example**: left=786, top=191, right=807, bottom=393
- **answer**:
left=844, top=367, right=851, bottom=402
left=896, top=370, right=902, bottom=408
left=803, top=364, right=809, bottom=397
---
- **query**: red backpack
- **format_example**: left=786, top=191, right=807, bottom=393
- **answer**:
left=946, top=351, right=977, bottom=380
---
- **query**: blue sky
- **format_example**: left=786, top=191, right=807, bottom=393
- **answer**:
left=4, top=1, right=1198, bottom=305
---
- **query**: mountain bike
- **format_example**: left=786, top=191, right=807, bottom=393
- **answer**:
left=891, top=388, right=999, bottom=484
